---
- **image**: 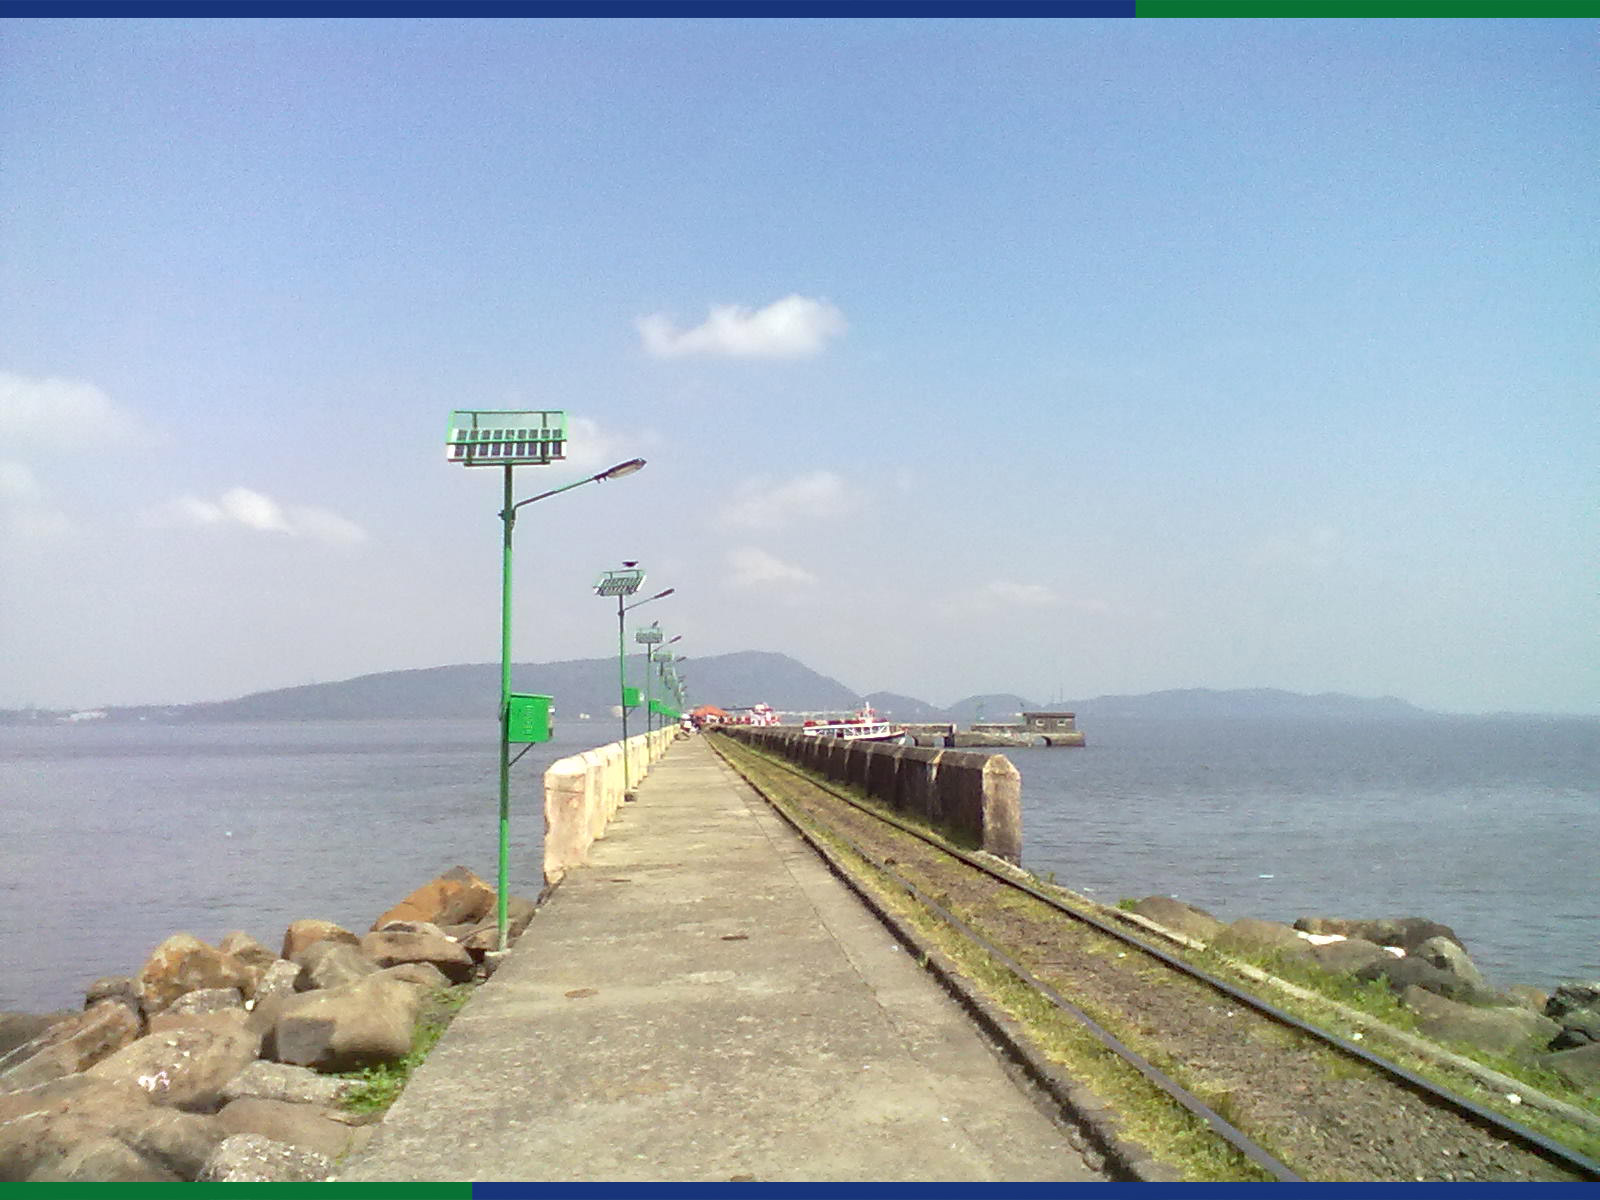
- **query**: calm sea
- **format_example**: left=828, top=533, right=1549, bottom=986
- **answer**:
left=2, top=713, right=1595, bottom=1013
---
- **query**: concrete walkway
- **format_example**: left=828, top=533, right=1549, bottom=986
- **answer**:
left=339, top=736, right=1096, bottom=1182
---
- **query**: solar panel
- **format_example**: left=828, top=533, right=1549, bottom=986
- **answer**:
left=446, top=410, right=567, bottom=466
left=635, top=629, right=664, bottom=644
left=595, top=568, right=645, bottom=597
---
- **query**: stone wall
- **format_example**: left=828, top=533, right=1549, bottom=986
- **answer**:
left=542, top=728, right=677, bottom=888
left=720, top=728, right=1022, bottom=864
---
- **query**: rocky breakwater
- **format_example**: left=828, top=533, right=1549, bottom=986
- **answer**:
left=1129, top=898, right=1600, bottom=1096
left=0, top=865, right=532, bottom=1182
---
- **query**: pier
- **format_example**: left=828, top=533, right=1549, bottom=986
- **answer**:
left=338, top=736, right=1095, bottom=1182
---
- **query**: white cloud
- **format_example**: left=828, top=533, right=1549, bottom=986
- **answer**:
left=638, top=295, right=847, bottom=359
left=145, top=486, right=367, bottom=545
left=938, top=580, right=1082, bottom=619
left=727, top=546, right=818, bottom=589
left=0, top=461, right=74, bottom=541
left=0, top=371, right=147, bottom=447
left=718, top=470, right=855, bottom=531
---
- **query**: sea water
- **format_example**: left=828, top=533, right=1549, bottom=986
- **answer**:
left=1012, top=713, right=1598, bottom=992
left=1, top=713, right=1595, bottom=1013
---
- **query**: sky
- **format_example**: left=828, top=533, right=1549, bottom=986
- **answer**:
left=1, top=19, right=1595, bottom=716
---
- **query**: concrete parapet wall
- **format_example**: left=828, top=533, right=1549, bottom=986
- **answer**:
left=722, top=729, right=1022, bottom=864
left=544, top=727, right=676, bottom=888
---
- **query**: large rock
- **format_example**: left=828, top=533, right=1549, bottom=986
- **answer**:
left=359, top=930, right=475, bottom=984
left=1129, top=896, right=1224, bottom=943
left=1413, top=935, right=1489, bottom=995
left=1309, top=937, right=1393, bottom=976
left=0, top=1000, right=143, bottom=1093
left=1294, top=916, right=1462, bottom=953
left=280, top=919, right=360, bottom=963
left=1536, top=1041, right=1600, bottom=1092
left=196, top=1133, right=331, bottom=1183
left=162, top=988, right=244, bottom=1019
left=293, top=940, right=380, bottom=992
left=217, top=1098, right=359, bottom=1160
left=375, top=962, right=451, bottom=993
left=1401, top=986, right=1561, bottom=1059
left=0, top=1076, right=223, bottom=1182
left=251, top=960, right=302, bottom=1007
left=84, top=977, right=142, bottom=1017
left=1210, top=918, right=1314, bottom=962
left=1545, top=982, right=1600, bottom=1049
left=371, top=865, right=496, bottom=931
left=85, top=1010, right=261, bottom=1112
left=217, top=931, right=277, bottom=973
left=134, top=934, right=255, bottom=1015
left=219, top=1060, right=354, bottom=1107
left=1356, top=955, right=1492, bottom=1003
left=0, top=1013, right=72, bottom=1059
left=267, top=975, right=422, bottom=1072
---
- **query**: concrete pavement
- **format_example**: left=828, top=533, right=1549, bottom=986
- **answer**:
left=338, top=735, right=1097, bottom=1182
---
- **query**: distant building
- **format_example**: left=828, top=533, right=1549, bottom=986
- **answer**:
left=1020, top=711, right=1077, bottom=734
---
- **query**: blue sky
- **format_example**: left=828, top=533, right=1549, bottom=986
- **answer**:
left=1, top=19, right=1594, bottom=714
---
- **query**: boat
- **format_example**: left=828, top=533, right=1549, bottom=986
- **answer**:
left=800, top=705, right=905, bottom=743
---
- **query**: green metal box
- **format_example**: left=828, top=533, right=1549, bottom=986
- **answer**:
left=622, top=685, right=642, bottom=709
left=507, top=693, right=553, bottom=743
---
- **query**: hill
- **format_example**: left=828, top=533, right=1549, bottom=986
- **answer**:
left=0, top=654, right=1445, bottom=725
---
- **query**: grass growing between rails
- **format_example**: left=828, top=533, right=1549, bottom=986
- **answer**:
left=1166, top=944, right=1600, bottom=1162
left=337, top=983, right=474, bottom=1116
left=710, top=735, right=1271, bottom=1181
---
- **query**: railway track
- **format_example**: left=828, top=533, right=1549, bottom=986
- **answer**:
left=709, top=733, right=1600, bottom=1183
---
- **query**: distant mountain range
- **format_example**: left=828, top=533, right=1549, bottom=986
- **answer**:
left=0, top=651, right=1442, bottom=724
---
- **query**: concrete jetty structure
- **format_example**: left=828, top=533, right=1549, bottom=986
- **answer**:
left=338, top=736, right=1094, bottom=1182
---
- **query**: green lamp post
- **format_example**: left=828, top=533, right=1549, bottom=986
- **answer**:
left=635, top=623, right=663, bottom=732
left=447, top=409, right=644, bottom=952
left=595, top=566, right=673, bottom=795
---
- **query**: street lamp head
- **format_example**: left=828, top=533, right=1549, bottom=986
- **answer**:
left=596, top=459, right=646, bottom=482
left=667, top=635, right=682, bottom=645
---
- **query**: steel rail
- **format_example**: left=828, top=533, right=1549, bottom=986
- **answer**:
left=714, top=734, right=1600, bottom=1183
left=713, top=737, right=1302, bottom=1182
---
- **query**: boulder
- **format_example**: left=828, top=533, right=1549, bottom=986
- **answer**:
left=217, top=931, right=277, bottom=974
left=1401, top=986, right=1561, bottom=1059
left=85, top=1010, right=261, bottom=1112
left=0, top=1076, right=223, bottom=1182
left=217, top=1098, right=359, bottom=1160
left=1294, top=916, right=1462, bottom=953
left=371, top=865, right=496, bottom=931
left=1535, top=1041, right=1600, bottom=1092
left=196, top=1133, right=331, bottom=1183
left=1545, top=982, right=1600, bottom=1049
left=1355, top=955, right=1493, bottom=1003
left=164, top=988, right=244, bottom=1018
left=293, top=941, right=380, bottom=992
left=1504, top=984, right=1549, bottom=1014
left=1309, top=937, right=1392, bottom=976
left=84, top=977, right=142, bottom=1017
left=0, top=1000, right=142, bottom=1093
left=134, top=934, right=255, bottom=1015
left=1413, top=935, right=1489, bottom=995
left=0, top=1012, right=72, bottom=1059
left=267, top=975, right=422, bottom=1072
left=280, top=919, right=360, bottom=963
left=369, top=919, right=450, bottom=938
left=1210, top=918, right=1314, bottom=961
left=359, top=930, right=475, bottom=984
left=375, top=962, right=450, bottom=993
left=1129, top=896, right=1224, bottom=943
left=219, top=1060, right=354, bottom=1108
left=251, top=960, right=302, bottom=1007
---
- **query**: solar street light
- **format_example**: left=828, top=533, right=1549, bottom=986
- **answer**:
left=448, top=408, right=644, bottom=952
left=595, top=569, right=674, bottom=792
